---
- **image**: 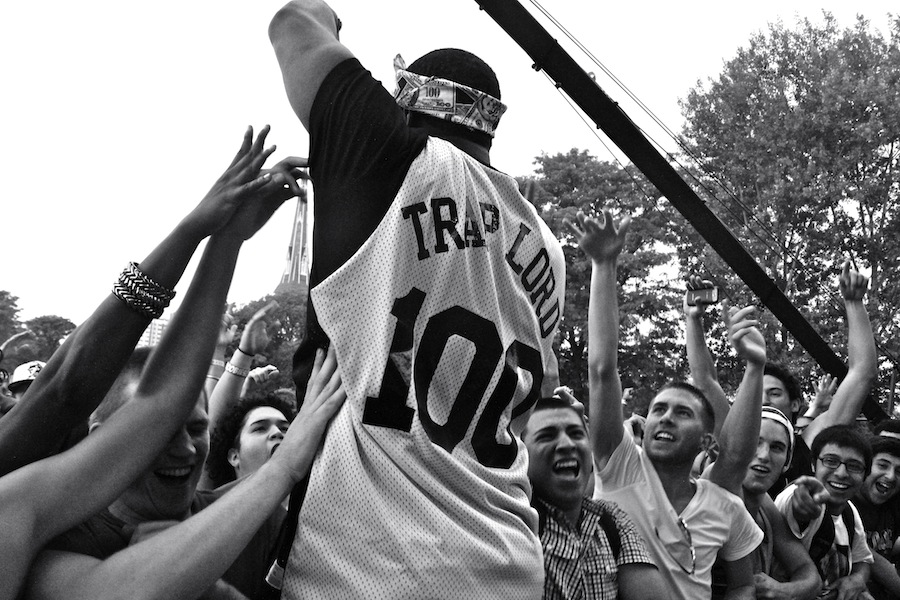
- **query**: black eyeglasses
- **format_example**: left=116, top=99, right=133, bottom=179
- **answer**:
left=656, top=517, right=696, bottom=575
left=818, top=454, right=866, bottom=476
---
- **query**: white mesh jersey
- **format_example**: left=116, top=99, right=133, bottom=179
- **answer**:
left=281, top=138, right=565, bottom=599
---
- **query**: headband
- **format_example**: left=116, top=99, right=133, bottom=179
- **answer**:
left=761, top=406, right=794, bottom=469
left=393, top=54, right=507, bottom=138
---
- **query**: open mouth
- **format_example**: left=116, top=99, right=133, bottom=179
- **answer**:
left=154, top=466, right=193, bottom=484
left=749, top=464, right=770, bottom=475
left=875, top=480, right=896, bottom=495
left=270, top=443, right=281, bottom=458
left=827, top=480, right=851, bottom=493
left=553, top=459, right=580, bottom=478
left=653, top=431, right=675, bottom=442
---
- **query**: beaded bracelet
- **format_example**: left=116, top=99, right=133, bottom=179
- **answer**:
left=225, top=362, right=250, bottom=378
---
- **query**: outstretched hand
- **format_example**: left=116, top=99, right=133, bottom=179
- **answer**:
left=791, top=475, right=830, bottom=523
left=726, top=304, right=766, bottom=367
left=219, top=155, right=309, bottom=241
left=239, top=301, right=279, bottom=357
left=270, top=345, right=346, bottom=484
left=565, top=209, right=631, bottom=263
left=185, top=126, right=277, bottom=239
left=839, top=260, right=869, bottom=302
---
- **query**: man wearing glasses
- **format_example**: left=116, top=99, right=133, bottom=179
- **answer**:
left=775, top=424, right=874, bottom=598
left=567, top=208, right=763, bottom=599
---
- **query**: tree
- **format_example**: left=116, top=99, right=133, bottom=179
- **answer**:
left=227, top=284, right=309, bottom=396
left=677, top=13, right=900, bottom=404
left=24, top=315, right=76, bottom=362
left=526, top=150, right=686, bottom=413
left=0, top=291, right=22, bottom=346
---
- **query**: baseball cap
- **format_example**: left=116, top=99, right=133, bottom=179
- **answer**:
left=8, top=360, right=46, bottom=394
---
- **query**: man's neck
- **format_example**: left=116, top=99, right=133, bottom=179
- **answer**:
left=652, top=461, right=697, bottom=515
left=422, top=126, right=491, bottom=166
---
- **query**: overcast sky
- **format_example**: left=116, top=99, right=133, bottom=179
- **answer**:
left=2, top=0, right=896, bottom=325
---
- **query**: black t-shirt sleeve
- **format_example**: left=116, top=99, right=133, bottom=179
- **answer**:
left=306, top=57, right=427, bottom=284
left=292, top=58, right=428, bottom=390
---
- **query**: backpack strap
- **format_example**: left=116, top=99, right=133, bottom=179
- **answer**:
left=598, top=508, right=622, bottom=562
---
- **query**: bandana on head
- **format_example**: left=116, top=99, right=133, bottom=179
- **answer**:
left=393, top=54, right=507, bottom=138
left=761, top=406, right=794, bottom=469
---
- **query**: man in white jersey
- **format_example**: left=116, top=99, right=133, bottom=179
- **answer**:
left=269, top=2, right=565, bottom=598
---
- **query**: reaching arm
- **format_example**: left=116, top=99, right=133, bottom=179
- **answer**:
left=566, top=209, right=630, bottom=465
left=0, top=127, right=275, bottom=476
left=25, top=348, right=346, bottom=600
left=208, top=301, right=278, bottom=428
left=723, top=554, right=757, bottom=600
left=754, top=498, right=821, bottom=600
left=709, top=305, right=766, bottom=495
left=269, top=0, right=354, bottom=130
left=803, top=262, right=876, bottom=446
left=684, top=277, right=729, bottom=436
left=869, top=552, right=900, bottom=597
left=0, top=129, right=302, bottom=600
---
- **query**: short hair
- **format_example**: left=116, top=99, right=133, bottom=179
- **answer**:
left=206, top=393, right=297, bottom=488
left=406, top=48, right=500, bottom=147
left=871, top=436, right=900, bottom=463
left=874, top=418, right=900, bottom=437
left=89, top=346, right=153, bottom=427
left=810, top=424, right=873, bottom=475
left=764, top=364, right=802, bottom=404
left=657, top=381, right=715, bottom=434
left=520, top=396, right=584, bottom=439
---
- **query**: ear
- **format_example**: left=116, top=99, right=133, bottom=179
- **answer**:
left=88, top=421, right=102, bottom=435
left=227, top=448, right=240, bottom=469
left=699, top=433, right=715, bottom=453
left=790, top=398, right=801, bottom=416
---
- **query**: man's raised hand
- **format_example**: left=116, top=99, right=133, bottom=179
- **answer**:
left=185, top=126, right=277, bottom=239
left=727, top=304, right=766, bottom=367
left=565, top=208, right=631, bottom=263
left=219, top=156, right=309, bottom=241
left=839, top=260, right=869, bottom=302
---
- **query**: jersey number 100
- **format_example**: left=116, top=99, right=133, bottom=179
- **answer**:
left=362, top=287, right=543, bottom=469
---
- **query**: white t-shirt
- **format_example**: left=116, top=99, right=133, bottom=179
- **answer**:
left=774, top=483, right=873, bottom=586
left=281, top=137, right=565, bottom=600
left=595, top=426, right=763, bottom=599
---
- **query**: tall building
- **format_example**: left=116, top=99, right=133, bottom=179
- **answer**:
left=276, top=180, right=310, bottom=296
left=138, top=316, right=169, bottom=348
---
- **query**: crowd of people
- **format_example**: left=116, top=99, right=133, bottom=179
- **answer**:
left=1, top=0, right=899, bottom=598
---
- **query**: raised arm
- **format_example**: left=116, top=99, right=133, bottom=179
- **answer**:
left=566, top=209, right=630, bottom=465
left=0, top=127, right=274, bottom=476
left=0, top=129, right=301, bottom=600
left=25, top=348, right=346, bottom=600
left=709, top=305, right=766, bottom=495
left=802, top=262, right=876, bottom=446
left=208, top=301, right=278, bottom=427
left=684, top=277, right=729, bottom=436
left=269, top=0, right=353, bottom=130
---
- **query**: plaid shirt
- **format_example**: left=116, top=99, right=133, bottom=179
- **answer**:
left=536, top=497, right=652, bottom=600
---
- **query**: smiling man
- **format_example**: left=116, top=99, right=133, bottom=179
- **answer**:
left=36, top=349, right=284, bottom=599
left=853, top=436, right=900, bottom=599
left=567, top=208, right=763, bottom=600
left=775, top=424, right=874, bottom=598
left=522, top=397, right=668, bottom=600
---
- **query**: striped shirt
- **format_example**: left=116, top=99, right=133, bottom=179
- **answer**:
left=536, top=497, right=653, bottom=600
